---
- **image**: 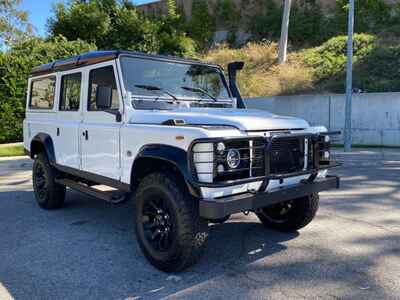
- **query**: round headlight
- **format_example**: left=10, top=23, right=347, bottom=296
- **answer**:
left=226, top=149, right=241, bottom=169
left=216, top=142, right=226, bottom=154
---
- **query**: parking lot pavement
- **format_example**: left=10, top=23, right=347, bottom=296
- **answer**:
left=0, top=150, right=400, bottom=300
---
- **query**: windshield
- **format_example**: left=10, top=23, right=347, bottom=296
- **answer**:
left=120, top=56, right=232, bottom=109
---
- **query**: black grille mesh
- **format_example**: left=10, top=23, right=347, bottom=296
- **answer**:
left=269, top=137, right=307, bottom=174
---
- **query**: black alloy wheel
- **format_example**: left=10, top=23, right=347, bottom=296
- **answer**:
left=142, top=197, right=175, bottom=252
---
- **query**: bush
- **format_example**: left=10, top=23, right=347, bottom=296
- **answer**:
left=353, top=44, right=400, bottom=92
left=0, top=36, right=96, bottom=143
left=303, top=34, right=376, bottom=81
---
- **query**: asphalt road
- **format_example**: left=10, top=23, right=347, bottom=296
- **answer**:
left=1, top=150, right=400, bottom=300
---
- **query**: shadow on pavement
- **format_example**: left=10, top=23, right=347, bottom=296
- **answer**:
left=1, top=153, right=399, bottom=299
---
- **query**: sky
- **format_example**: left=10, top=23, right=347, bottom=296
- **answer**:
left=19, top=0, right=157, bottom=37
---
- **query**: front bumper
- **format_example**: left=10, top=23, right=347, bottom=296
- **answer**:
left=199, top=175, right=339, bottom=219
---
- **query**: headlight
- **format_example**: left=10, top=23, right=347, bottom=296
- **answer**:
left=192, top=142, right=214, bottom=183
left=318, top=134, right=331, bottom=165
left=190, top=138, right=266, bottom=184
left=216, top=142, right=226, bottom=154
left=227, top=149, right=241, bottom=169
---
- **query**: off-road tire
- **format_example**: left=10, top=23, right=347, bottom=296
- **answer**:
left=32, top=153, right=66, bottom=209
left=256, top=193, right=319, bottom=232
left=134, top=171, right=209, bottom=272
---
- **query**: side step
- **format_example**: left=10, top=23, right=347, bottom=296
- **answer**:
left=55, top=178, right=128, bottom=204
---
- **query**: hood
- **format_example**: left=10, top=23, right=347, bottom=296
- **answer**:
left=130, top=108, right=309, bottom=131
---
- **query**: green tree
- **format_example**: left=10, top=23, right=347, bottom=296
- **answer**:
left=187, top=0, right=215, bottom=51
left=102, top=6, right=159, bottom=52
left=335, top=0, right=392, bottom=33
left=167, top=0, right=177, bottom=17
left=0, top=0, right=32, bottom=47
left=216, top=0, right=241, bottom=46
left=47, top=0, right=194, bottom=56
left=248, top=0, right=282, bottom=41
left=48, top=1, right=110, bottom=44
left=0, top=36, right=96, bottom=143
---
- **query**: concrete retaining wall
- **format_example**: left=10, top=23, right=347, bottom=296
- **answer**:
left=245, top=93, right=400, bottom=147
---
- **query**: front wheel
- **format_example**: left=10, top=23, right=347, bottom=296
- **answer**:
left=256, top=193, right=319, bottom=232
left=134, top=171, right=209, bottom=272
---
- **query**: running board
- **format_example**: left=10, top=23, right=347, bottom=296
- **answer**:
left=55, top=178, right=127, bottom=203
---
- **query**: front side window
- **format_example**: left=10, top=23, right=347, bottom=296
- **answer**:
left=88, top=66, right=119, bottom=111
left=29, top=76, right=56, bottom=109
left=120, top=56, right=231, bottom=109
left=60, top=73, right=81, bottom=111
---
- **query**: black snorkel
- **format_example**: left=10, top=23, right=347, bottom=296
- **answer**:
left=227, top=61, right=246, bottom=109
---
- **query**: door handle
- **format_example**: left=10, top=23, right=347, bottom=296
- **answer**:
left=57, top=128, right=60, bottom=136
left=83, top=130, right=88, bottom=140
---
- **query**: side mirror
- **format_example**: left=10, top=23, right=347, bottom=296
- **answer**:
left=96, top=85, right=112, bottom=110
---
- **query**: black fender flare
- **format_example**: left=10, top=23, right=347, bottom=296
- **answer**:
left=30, top=133, right=56, bottom=164
left=131, top=144, right=200, bottom=197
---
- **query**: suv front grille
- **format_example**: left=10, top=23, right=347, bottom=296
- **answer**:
left=270, top=137, right=306, bottom=174
left=189, top=133, right=328, bottom=185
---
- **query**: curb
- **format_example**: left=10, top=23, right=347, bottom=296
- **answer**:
left=0, top=142, right=23, bottom=148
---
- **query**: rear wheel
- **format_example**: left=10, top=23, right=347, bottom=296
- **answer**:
left=134, top=171, right=209, bottom=272
left=32, top=153, right=66, bottom=209
left=256, top=193, right=319, bottom=232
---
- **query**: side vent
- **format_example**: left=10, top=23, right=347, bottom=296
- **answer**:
left=162, top=119, right=186, bottom=126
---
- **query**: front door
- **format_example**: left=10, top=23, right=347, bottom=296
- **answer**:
left=80, top=63, right=122, bottom=180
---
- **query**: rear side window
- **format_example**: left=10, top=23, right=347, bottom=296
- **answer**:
left=88, top=66, right=119, bottom=111
left=29, top=76, right=56, bottom=109
left=60, top=73, right=81, bottom=111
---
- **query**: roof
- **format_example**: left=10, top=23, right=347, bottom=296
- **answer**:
left=30, top=50, right=219, bottom=76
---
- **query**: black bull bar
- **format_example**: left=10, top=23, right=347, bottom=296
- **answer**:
left=197, top=131, right=341, bottom=219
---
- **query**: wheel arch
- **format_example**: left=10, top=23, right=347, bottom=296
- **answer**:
left=30, top=133, right=56, bottom=164
left=130, top=144, right=200, bottom=198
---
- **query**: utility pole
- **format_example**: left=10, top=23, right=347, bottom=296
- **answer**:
left=344, top=0, right=355, bottom=152
left=278, top=0, right=292, bottom=64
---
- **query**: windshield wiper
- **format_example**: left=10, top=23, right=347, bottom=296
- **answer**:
left=181, top=86, right=217, bottom=102
left=135, top=84, right=178, bottom=100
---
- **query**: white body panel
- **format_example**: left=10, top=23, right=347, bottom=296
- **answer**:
left=79, top=61, right=123, bottom=180
left=54, top=68, right=85, bottom=169
left=23, top=55, right=329, bottom=200
left=130, top=108, right=309, bottom=131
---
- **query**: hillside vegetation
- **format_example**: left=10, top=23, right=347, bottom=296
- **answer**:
left=203, top=33, right=400, bottom=97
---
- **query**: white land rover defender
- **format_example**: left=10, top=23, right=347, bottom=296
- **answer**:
left=23, top=51, right=340, bottom=272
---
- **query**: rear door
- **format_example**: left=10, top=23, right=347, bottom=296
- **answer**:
left=55, top=71, right=83, bottom=169
left=80, top=62, right=122, bottom=180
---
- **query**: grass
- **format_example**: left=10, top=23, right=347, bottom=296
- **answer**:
left=202, top=33, right=400, bottom=97
left=202, top=42, right=315, bottom=97
left=0, top=144, right=25, bottom=157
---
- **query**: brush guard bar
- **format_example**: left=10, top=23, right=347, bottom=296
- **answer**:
left=188, top=131, right=341, bottom=219
left=188, top=131, right=341, bottom=188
